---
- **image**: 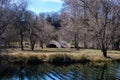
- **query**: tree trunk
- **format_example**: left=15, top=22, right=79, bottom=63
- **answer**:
left=0, top=48, right=1, bottom=54
left=40, top=41, right=44, bottom=49
left=114, top=41, right=120, bottom=50
left=74, top=33, right=79, bottom=50
left=30, top=36, right=36, bottom=51
left=84, top=41, right=87, bottom=49
left=101, top=48, right=107, bottom=57
left=20, top=30, right=24, bottom=50
left=31, top=44, right=34, bottom=51
left=30, top=40, right=36, bottom=51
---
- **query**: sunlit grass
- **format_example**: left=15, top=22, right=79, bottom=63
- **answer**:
left=0, top=48, right=120, bottom=64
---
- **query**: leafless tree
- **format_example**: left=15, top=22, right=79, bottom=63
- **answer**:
left=111, top=6, right=120, bottom=50
left=62, top=0, right=120, bottom=57
left=81, top=0, right=120, bottom=57
left=13, top=0, right=28, bottom=50
left=37, top=13, right=54, bottom=49
left=0, top=0, right=17, bottom=53
left=0, top=0, right=13, bottom=39
left=26, top=12, right=38, bottom=51
left=61, top=0, right=87, bottom=50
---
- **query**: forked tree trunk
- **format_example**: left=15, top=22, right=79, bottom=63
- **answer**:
left=30, top=35, right=36, bottom=51
left=30, top=40, right=35, bottom=51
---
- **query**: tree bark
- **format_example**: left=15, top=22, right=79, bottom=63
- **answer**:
left=30, top=40, right=36, bottom=51
left=20, top=30, right=24, bottom=50
left=101, top=48, right=107, bottom=58
left=30, top=36, right=36, bottom=51
left=31, top=44, right=34, bottom=51
left=40, top=41, right=44, bottom=49
left=84, top=41, right=88, bottom=49
left=0, top=48, right=1, bottom=54
left=74, top=33, right=79, bottom=50
left=114, top=40, right=120, bottom=50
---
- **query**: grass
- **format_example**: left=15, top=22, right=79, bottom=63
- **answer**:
left=0, top=48, right=120, bottom=64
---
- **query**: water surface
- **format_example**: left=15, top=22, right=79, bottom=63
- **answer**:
left=0, top=63, right=120, bottom=80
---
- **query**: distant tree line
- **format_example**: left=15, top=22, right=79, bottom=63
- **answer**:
left=0, top=0, right=120, bottom=57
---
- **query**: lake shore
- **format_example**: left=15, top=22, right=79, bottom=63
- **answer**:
left=0, top=48, right=120, bottom=64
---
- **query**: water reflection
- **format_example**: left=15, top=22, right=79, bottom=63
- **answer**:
left=0, top=63, right=120, bottom=80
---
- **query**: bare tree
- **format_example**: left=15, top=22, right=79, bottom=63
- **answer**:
left=0, top=0, right=13, bottom=39
left=62, top=0, right=120, bottom=57
left=0, top=0, right=17, bottom=53
left=37, top=13, right=54, bottom=49
left=112, top=6, right=120, bottom=50
left=81, top=0, right=120, bottom=57
left=13, top=0, right=28, bottom=50
left=26, top=12, right=38, bottom=51
left=62, top=0, right=86, bottom=50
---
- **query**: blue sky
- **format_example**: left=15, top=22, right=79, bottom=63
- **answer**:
left=28, top=0, right=63, bottom=14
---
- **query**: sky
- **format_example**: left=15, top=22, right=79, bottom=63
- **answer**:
left=28, top=0, right=63, bottom=14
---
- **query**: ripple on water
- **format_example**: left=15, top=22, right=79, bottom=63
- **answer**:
left=0, top=63, right=120, bottom=80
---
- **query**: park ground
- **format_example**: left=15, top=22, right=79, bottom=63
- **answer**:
left=0, top=48, right=120, bottom=64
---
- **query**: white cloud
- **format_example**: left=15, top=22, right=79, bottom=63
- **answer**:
left=41, top=0, right=62, bottom=3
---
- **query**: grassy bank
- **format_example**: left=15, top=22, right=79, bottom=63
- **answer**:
left=0, top=48, right=120, bottom=64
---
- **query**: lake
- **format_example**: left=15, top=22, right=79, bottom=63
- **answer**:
left=0, top=62, right=120, bottom=80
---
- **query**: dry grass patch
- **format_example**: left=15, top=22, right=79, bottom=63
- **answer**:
left=0, top=48, right=120, bottom=64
